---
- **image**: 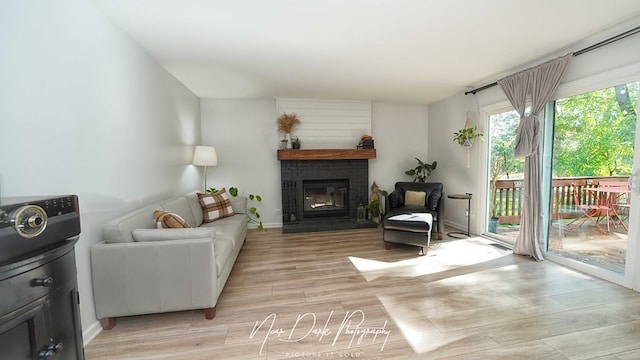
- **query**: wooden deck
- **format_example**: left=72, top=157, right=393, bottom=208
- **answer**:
left=494, top=220, right=627, bottom=274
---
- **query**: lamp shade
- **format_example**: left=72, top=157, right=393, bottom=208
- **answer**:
left=192, top=146, right=218, bottom=166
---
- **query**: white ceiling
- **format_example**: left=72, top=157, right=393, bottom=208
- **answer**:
left=93, top=0, right=640, bottom=105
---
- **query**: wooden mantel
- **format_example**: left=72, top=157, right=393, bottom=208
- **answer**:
left=277, top=149, right=376, bottom=161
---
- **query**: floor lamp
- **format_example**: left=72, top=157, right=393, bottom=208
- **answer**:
left=192, top=146, right=218, bottom=191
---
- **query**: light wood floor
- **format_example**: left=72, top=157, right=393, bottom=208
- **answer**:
left=85, top=227, right=640, bottom=359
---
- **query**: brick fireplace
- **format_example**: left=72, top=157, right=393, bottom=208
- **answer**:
left=278, top=149, right=377, bottom=233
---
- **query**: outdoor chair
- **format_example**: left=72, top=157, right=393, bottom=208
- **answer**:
left=567, top=184, right=610, bottom=234
left=598, top=180, right=631, bottom=229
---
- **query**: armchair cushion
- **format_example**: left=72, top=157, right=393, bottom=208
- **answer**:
left=405, top=190, right=426, bottom=206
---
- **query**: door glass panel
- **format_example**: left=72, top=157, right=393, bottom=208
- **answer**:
left=485, top=109, right=525, bottom=243
left=548, top=81, right=638, bottom=275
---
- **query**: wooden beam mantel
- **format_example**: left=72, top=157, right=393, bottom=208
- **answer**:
left=277, top=149, right=376, bottom=161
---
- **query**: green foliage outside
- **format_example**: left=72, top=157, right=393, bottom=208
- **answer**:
left=553, top=82, right=637, bottom=177
left=488, top=81, right=638, bottom=222
left=490, top=81, right=638, bottom=180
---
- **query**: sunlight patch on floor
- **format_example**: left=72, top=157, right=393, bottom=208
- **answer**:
left=349, top=237, right=511, bottom=282
left=377, top=294, right=481, bottom=354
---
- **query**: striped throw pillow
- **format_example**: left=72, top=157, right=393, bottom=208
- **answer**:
left=198, top=189, right=235, bottom=223
left=153, top=210, right=191, bottom=229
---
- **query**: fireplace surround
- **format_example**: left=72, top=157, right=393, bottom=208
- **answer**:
left=279, top=150, right=377, bottom=233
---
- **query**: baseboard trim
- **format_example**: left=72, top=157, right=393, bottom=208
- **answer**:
left=82, top=321, right=103, bottom=347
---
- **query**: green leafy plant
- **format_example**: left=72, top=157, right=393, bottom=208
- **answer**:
left=366, top=188, right=388, bottom=223
left=206, top=186, right=264, bottom=230
left=453, top=125, right=484, bottom=147
left=405, top=158, right=438, bottom=182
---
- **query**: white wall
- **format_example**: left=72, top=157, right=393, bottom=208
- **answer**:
left=428, top=17, right=640, bottom=287
left=428, top=94, right=485, bottom=231
left=200, top=100, right=429, bottom=225
left=200, top=99, right=281, bottom=226
left=0, top=0, right=201, bottom=342
left=370, top=102, right=429, bottom=195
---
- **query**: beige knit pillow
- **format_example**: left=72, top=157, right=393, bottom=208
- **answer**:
left=404, top=190, right=426, bottom=207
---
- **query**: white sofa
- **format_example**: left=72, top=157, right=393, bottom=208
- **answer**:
left=91, top=190, right=248, bottom=330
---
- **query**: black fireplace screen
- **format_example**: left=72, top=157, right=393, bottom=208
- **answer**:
left=303, top=179, right=349, bottom=218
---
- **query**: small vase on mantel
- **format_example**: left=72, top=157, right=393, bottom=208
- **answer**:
left=285, top=133, right=292, bottom=149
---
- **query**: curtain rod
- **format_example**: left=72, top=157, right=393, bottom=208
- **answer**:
left=464, top=25, right=640, bottom=95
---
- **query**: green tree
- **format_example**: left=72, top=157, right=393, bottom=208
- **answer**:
left=490, top=110, right=524, bottom=180
left=553, top=82, right=637, bottom=177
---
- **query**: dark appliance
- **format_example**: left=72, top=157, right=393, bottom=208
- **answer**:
left=0, top=195, right=83, bottom=360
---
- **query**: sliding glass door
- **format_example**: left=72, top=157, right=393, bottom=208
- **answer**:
left=545, top=81, right=639, bottom=283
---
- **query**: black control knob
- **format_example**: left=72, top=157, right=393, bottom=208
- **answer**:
left=11, top=205, right=48, bottom=238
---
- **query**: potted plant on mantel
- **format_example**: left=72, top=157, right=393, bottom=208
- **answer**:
left=453, top=125, right=484, bottom=168
left=277, top=112, right=301, bottom=149
left=291, top=137, right=301, bottom=149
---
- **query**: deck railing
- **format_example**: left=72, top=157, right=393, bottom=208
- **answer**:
left=490, top=176, right=629, bottom=224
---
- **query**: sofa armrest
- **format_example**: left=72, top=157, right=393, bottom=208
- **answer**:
left=91, top=238, right=217, bottom=319
left=131, top=228, right=215, bottom=242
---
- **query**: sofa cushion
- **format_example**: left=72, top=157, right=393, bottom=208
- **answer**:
left=132, top=228, right=215, bottom=242
left=185, top=191, right=204, bottom=226
left=198, top=189, right=235, bottom=223
left=160, top=196, right=197, bottom=227
left=153, top=210, right=191, bottom=229
left=200, top=213, right=248, bottom=248
left=405, top=190, right=426, bottom=206
left=229, top=196, right=247, bottom=214
left=103, top=203, right=160, bottom=243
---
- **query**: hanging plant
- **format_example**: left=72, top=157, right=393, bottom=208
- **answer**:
left=453, top=125, right=484, bottom=168
left=453, top=125, right=484, bottom=146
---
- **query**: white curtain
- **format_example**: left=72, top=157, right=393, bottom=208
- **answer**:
left=497, top=53, right=573, bottom=261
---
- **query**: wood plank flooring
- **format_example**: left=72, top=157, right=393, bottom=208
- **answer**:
left=84, top=227, right=640, bottom=359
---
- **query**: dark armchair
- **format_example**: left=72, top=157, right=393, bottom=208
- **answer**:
left=384, top=182, right=445, bottom=239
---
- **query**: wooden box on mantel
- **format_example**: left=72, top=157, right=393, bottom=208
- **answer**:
left=277, top=149, right=376, bottom=161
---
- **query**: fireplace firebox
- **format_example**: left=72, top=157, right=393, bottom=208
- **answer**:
left=303, top=179, right=349, bottom=218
